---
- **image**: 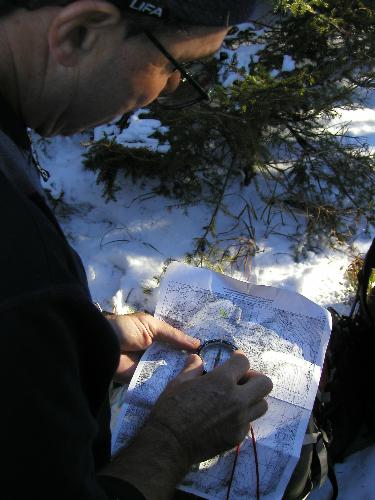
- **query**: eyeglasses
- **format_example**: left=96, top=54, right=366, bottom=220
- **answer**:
left=144, top=31, right=215, bottom=110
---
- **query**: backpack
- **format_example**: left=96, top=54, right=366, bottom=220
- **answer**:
left=284, top=238, right=375, bottom=500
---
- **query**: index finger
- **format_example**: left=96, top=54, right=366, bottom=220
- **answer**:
left=240, top=373, right=273, bottom=405
left=152, top=317, right=200, bottom=350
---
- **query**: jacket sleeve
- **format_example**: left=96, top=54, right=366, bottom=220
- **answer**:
left=0, top=287, right=144, bottom=500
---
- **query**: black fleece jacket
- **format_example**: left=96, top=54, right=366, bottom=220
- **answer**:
left=0, top=96, right=144, bottom=500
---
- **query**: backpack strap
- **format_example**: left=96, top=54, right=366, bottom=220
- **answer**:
left=327, top=465, right=339, bottom=500
left=358, top=238, right=375, bottom=327
left=309, top=427, right=338, bottom=500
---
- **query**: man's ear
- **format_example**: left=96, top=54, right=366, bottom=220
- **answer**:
left=48, top=0, right=122, bottom=67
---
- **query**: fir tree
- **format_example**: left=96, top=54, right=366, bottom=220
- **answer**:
left=83, top=0, right=375, bottom=261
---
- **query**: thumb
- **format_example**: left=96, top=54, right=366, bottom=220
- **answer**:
left=169, top=354, right=203, bottom=391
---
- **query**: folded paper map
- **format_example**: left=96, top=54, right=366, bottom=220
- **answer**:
left=111, top=262, right=332, bottom=500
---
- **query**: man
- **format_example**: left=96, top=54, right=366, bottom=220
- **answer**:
left=0, top=1, right=272, bottom=499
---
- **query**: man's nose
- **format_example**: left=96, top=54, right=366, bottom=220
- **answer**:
left=161, top=70, right=181, bottom=95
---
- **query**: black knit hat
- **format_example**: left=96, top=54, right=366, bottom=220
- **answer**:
left=123, top=0, right=257, bottom=26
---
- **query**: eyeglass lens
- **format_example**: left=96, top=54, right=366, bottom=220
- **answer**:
left=157, top=62, right=215, bottom=109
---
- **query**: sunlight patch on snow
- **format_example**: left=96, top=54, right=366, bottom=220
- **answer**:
left=219, top=39, right=266, bottom=87
left=331, top=107, right=375, bottom=149
left=297, top=254, right=352, bottom=307
left=125, top=254, right=160, bottom=271
left=253, top=247, right=353, bottom=309
left=218, top=23, right=266, bottom=87
left=126, top=218, right=170, bottom=234
left=94, top=109, right=170, bottom=153
left=112, top=290, right=135, bottom=315
left=87, top=265, right=96, bottom=281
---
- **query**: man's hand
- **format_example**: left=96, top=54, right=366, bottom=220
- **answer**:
left=106, top=312, right=200, bottom=382
left=149, top=351, right=272, bottom=464
left=101, top=351, right=272, bottom=500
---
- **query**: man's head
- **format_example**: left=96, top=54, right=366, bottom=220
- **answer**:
left=0, top=0, right=255, bottom=136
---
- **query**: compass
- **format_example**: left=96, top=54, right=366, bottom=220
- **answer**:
left=198, top=339, right=238, bottom=373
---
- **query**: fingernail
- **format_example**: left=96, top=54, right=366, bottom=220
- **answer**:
left=187, top=337, right=200, bottom=348
left=185, top=353, right=199, bottom=365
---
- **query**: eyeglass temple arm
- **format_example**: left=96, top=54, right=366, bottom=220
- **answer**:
left=144, top=30, right=210, bottom=101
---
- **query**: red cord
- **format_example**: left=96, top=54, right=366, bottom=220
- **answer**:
left=226, top=443, right=241, bottom=500
left=225, top=425, right=260, bottom=500
left=250, top=424, right=260, bottom=500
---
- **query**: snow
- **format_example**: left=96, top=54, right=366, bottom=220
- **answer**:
left=218, top=23, right=266, bottom=87
left=270, top=55, right=296, bottom=77
left=310, top=445, right=375, bottom=499
left=282, top=54, right=296, bottom=72
left=94, top=109, right=170, bottom=153
left=331, top=106, right=375, bottom=152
